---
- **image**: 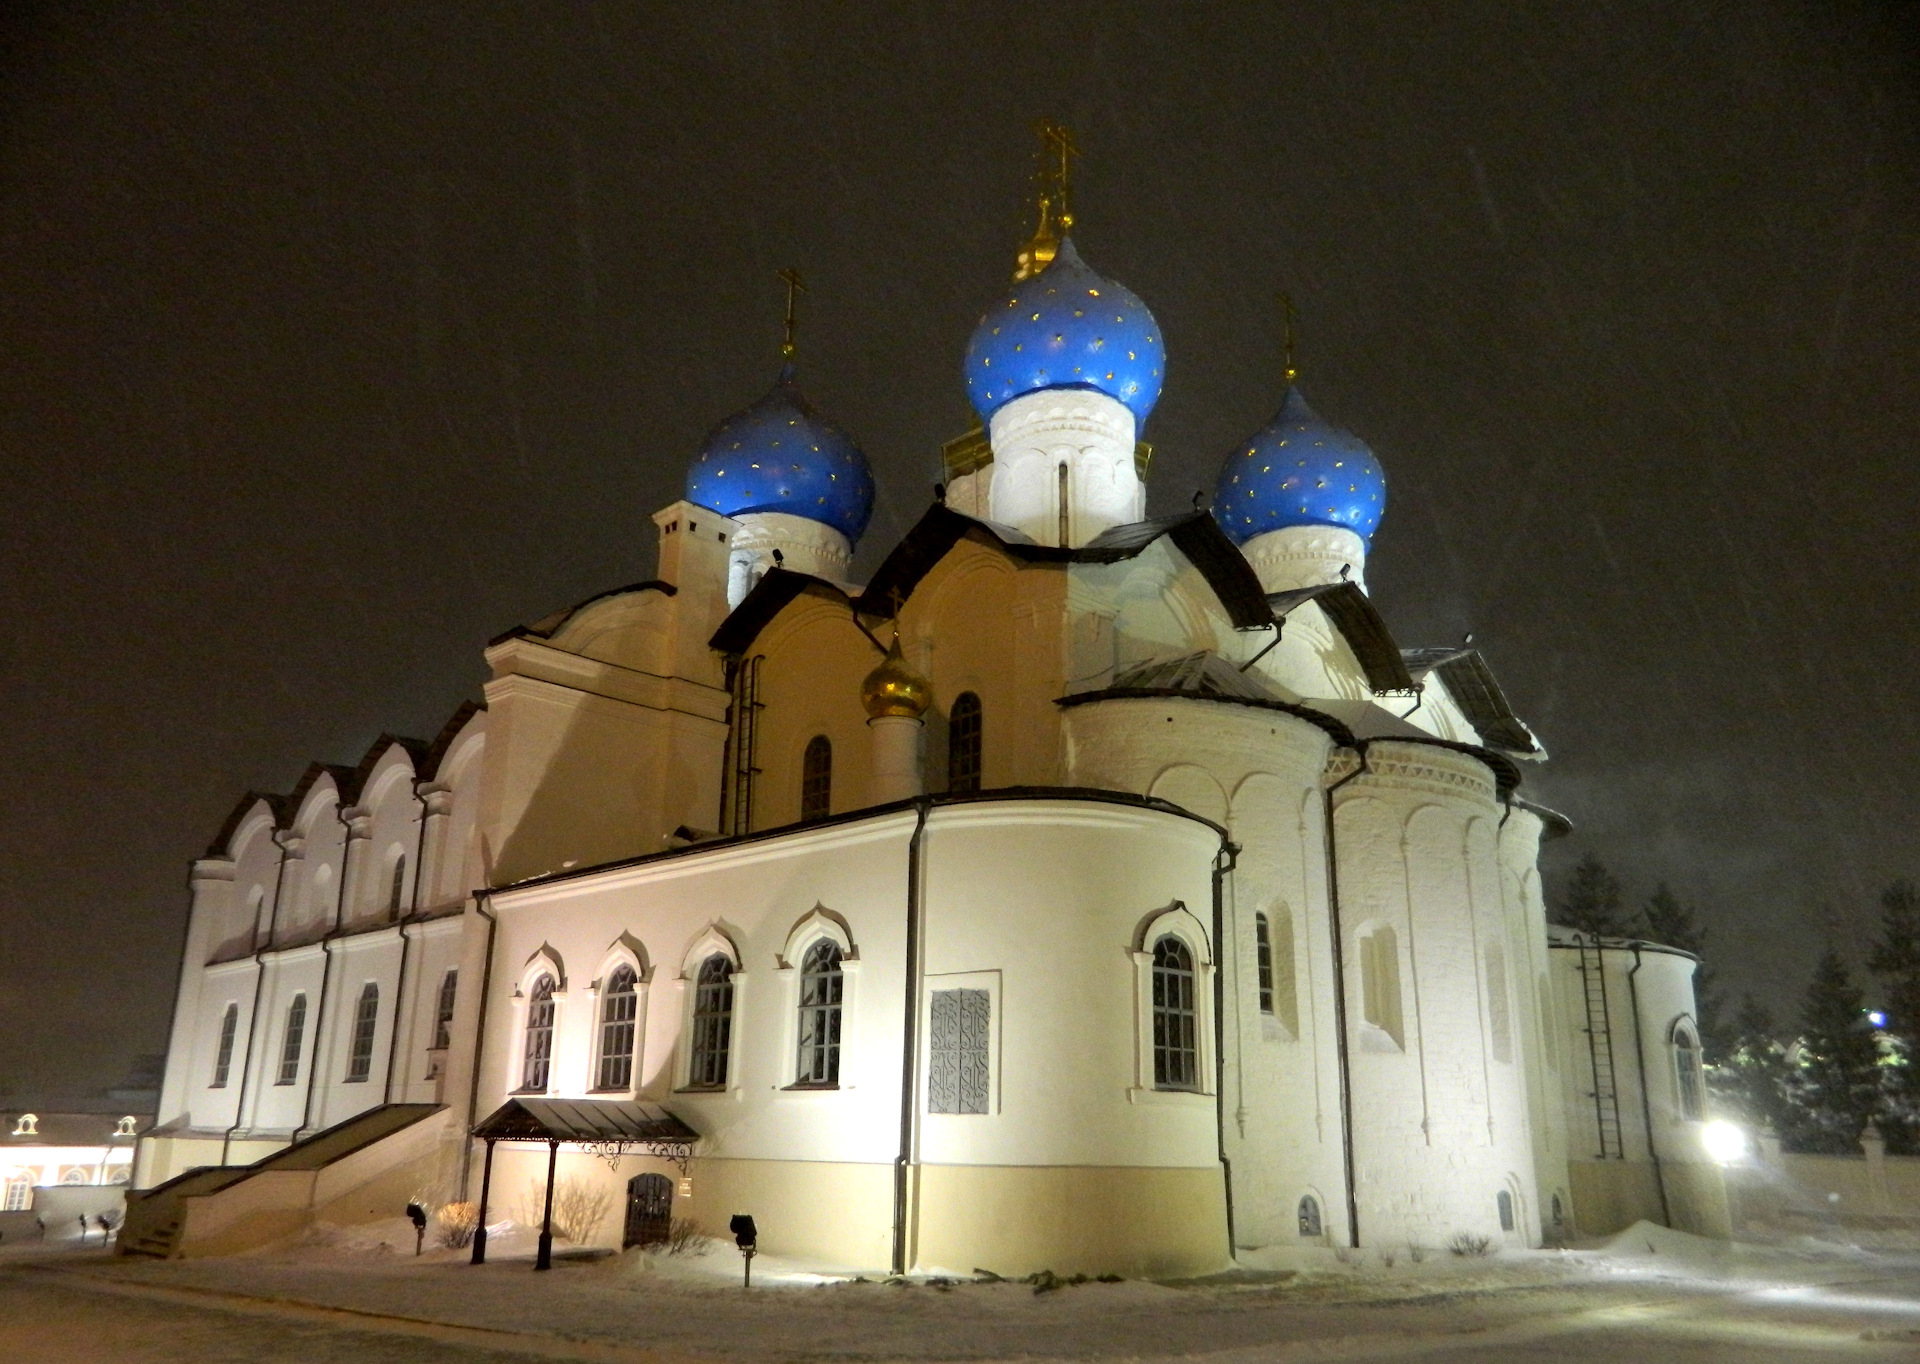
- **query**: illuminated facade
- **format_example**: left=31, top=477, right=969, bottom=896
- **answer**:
left=137, top=161, right=1725, bottom=1271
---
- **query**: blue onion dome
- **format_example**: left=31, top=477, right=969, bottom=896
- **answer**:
left=963, top=238, right=1164, bottom=425
left=685, top=364, right=875, bottom=542
left=1213, top=387, right=1387, bottom=545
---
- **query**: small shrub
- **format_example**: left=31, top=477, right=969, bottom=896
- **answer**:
left=1446, top=1232, right=1495, bottom=1258
left=662, top=1218, right=712, bottom=1257
left=1407, top=1242, right=1426, bottom=1264
left=1378, top=1248, right=1396, bottom=1268
left=523, top=1178, right=613, bottom=1244
left=436, top=1202, right=479, bottom=1250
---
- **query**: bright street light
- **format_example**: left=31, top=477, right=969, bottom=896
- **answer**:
left=1701, top=1119, right=1747, bottom=1164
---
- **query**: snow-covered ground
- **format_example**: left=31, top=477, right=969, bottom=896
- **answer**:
left=2, top=1221, right=1919, bottom=1361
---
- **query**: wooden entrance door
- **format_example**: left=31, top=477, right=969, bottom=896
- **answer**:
left=623, top=1173, right=673, bottom=1248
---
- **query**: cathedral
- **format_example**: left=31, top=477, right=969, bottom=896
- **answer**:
left=131, top=144, right=1728, bottom=1274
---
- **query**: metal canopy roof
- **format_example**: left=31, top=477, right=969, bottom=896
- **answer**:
left=1401, top=646, right=1541, bottom=755
left=469, top=1097, right=699, bottom=1146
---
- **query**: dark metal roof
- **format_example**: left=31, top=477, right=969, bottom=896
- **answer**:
left=708, top=567, right=854, bottom=655
left=470, top=1097, right=699, bottom=1145
left=1269, top=582, right=1416, bottom=693
left=1110, top=650, right=1281, bottom=701
left=1401, top=647, right=1540, bottom=754
left=489, top=580, right=677, bottom=649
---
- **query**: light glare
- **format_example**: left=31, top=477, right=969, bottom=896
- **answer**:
left=1701, top=1119, right=1747, bottom=1164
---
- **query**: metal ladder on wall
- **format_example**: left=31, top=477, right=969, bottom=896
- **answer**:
left=1576, top=934, right=1624, bottom=1159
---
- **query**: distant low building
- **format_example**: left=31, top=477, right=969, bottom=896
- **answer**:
left=2, top=1111, right=149, bottom=1211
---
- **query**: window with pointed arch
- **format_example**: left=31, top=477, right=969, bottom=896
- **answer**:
left=795, top=941, right=843, bottom=1086
left=1152, top=936, right=1199, bottom=1090
left=387, top=854, right=407, bottom=918
left=211, top=1003, right=239, bottom=1087
left=801, top=736, right=832, bottom=822
left=689, top=955, right=735, bottom=1089
left=521, top=975, right=556, bottom=1092
left=1672, top=1020, right=1704, bottom=1120
left=948, top=692, right=983, bottom=793
left=432, top=969, right=458, bottom=1051
left=344, top=983, right=379, bottom=1082
left=276, top=994, right=307, bottom=1085
left=1254, top=914, right=1275, bottom=1015
left=596, top=965, right=639, bottom=1091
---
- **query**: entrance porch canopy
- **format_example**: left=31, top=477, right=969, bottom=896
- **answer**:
left=470, top=1097, right=698, bottom=1164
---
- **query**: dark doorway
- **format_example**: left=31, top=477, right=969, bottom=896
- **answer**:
left=623, top=1172, right=673, bottom=1249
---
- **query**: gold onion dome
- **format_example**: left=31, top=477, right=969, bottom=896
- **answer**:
left=861, top=635, right=932, bottom=720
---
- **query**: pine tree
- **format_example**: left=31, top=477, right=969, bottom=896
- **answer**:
left=1641, top=883, right=1722, bottom=1058
left=1782, top=950, right=1882, bottom=1154
left=1707, top=994, right=1790, bottom=1135
left=1553, top=853, right=1629, bottom=937
left=1867, top=880, right=1920, bottom=1153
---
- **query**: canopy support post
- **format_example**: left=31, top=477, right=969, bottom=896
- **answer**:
left=470, top=1138, right=496, bottom=1265
left=535, top=1140, right=559, bottom=1270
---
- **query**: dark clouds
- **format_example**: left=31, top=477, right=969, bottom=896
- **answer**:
left=1, top=1, right=1916, bottom=1097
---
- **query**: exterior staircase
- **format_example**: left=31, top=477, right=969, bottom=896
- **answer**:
left=121, top=1104, right=447, bottom=1258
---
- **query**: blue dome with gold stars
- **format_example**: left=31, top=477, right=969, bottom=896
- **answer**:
left=963, top=238, right=1164, bottom=424
left=1213, top=387, right=1386, bottom=545
left=686, top=365, right=875, bottom=542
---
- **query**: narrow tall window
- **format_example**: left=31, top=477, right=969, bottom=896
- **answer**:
left=689, top=955, right=734, bottom=1089
left=2, top=1176, right=29, bottom=1212
left=432, top=969, right=458, bottom=1051
left=596, top=965, right=639, bottom=1091
left=795, top=941, right=843, bottom=1086
left=344, top=983, right=379, bottom=1083
left=211, top=1003, right=239, bottom=1087
left=388, top=854, right=407, bottom=918
left=801, top=736, right=832, bottom=822
left=1486, top=943, right=1513, bottom=1064
left=948, top=692, right=983, bottom=794
left=1497, top=1189, right=1516, bottom=1232
left=276, top=994, right=307, bottom=1085
left=1254, top=914, right=1275, bottom=1015
left=1358, top=925, right=1404, bottom=1048
left=522, top=975, right=556, bottom=1091
left=1152, top=936, right=1199, bottom=1091
left=1674, top=1024, right=1704, bottom=1120
left=1297, top=1194, right=1323, bottom=1238
left=928, top=988, right=990, bottom=1114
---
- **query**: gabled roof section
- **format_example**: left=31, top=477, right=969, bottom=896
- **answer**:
left=419, top=700, right=486, bottom=780
left=1061, top=650, right=1356, bottom=745
left=708, top=567, right=858, bottom=657
left=1402, top=647, right=1541, bottom=755
left=489, top=580, right=677, bottom=649
left=1267, top=581, right=1416, bottom=693
left=203, top=791, right=287, bottom=858
left=854, top=502, right=1274, bottom=631
left=340, top=733, right=431, bottom=804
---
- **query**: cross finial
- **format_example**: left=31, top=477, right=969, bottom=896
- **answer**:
left=1040, top=121, right=1079, bottom=232
left=1280, top=291, right=1298, bottom=385
left=778, top=267, right=806, bottom=360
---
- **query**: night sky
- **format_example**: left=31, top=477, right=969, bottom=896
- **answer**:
left=3, top=3, right=1916, bottom=1102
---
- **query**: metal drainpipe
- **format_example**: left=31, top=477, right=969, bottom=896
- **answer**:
left=221, top=831, right=292, bottom=1166
left=891, top=796, right=934, bottom=1277
left=458, top=891, right=500, bottom=1203
left=1322, top=741, right=1369, bottom=1248
left=1211, top=836, right=1243, bottom=1261
left=382, top=783, right=432, bottom=1106
left=1627, top=944, right=1673, bottom=1227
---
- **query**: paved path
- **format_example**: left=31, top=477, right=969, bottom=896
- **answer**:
left=2, top=1249, right=1918, bottom=1362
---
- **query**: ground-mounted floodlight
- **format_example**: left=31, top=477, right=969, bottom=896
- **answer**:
left=1701, top=1118, right=1747, bottom=1165
left=406, top=1202, right=427, bottom=1256
left=729, top=1214, right=757, bottom=1287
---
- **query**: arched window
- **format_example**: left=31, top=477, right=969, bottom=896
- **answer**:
left=432, top=969, right=458, bottom=1051
left=388, top=854, right=407, bottom=918
left=211, top=1003, right=239, bottom=1087
left=1152, top=936, right=1199, bottom=1091
left=801, top=736, right=832, bottom=822
left=1550, top=1192, right=1566, bottom=1228
left=948, top=692, right=983, bottom=794
left=1497, top=1188, right=1516, bottom=1232
left=276, top=994, right=307, bottom=1085
left=1358, top=925, right=1404, bottom=1049
left=521, top=975, right=556, bottom=1092
left=689, top=955, right=735, bottom=1089
left=795, top=941, right=843, bottom=1086
left=1254, top=914, right=1275, bottom=1015
left=60, top=1167, right=88, bottom=1186
left=1673, top=1022, right=1704, bottom=1120
left=1297, top=1194, right=1322, bottom=1238
left=596, top=965, right=639, bottom=1091
left=344, top=983, right=379, bottom=1083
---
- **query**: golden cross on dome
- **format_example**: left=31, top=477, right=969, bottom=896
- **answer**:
left=1279, top=291, right=1298, bottom=385
left=1015, top=121, right=1079, bottom=282
left=778, top=267, right=806, bottom=360
left=1041, top=121, right=1078, bottom=232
